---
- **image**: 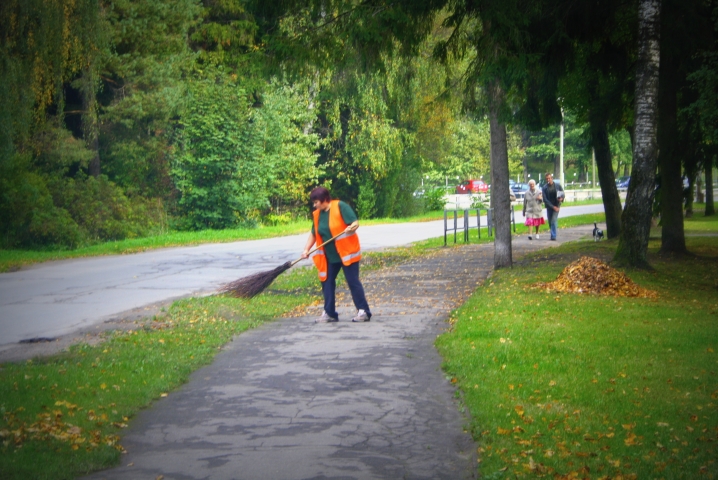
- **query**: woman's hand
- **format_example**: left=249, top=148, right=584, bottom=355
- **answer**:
left=344, top=221, right=359, bottom=234
left=302, top=232, right=316, bottom=259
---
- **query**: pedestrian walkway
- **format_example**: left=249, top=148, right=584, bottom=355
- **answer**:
left=84, top=225, right=596, bottom=480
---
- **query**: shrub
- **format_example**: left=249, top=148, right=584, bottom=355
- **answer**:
left=171, top=75, right=268, bottom=230
left=263, top=212, right=292, bottom=226
left=356, top=183, right=377, bottom=219
left=424, top=187, right=448, bottom=211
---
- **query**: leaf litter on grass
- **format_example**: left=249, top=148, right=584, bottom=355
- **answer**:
left=534, top=256, right=657, bottom=298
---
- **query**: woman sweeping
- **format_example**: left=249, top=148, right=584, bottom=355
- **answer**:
left=301, top=187, right=372, bottom=323
left=522, top=179, right=545, bottom=240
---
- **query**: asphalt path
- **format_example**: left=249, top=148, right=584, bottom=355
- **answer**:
left=0, top=203, right=603, bottom=346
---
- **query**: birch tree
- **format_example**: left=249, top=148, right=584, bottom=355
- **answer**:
left=614, top=0, right=661, bottom=268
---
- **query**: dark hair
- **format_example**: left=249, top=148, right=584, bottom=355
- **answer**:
left=309, top=186, right=331, bottom=203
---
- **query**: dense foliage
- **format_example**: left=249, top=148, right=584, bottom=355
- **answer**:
left=1, top=0, right=716, bottom=254
left=0, top=0, right=500, bottom=248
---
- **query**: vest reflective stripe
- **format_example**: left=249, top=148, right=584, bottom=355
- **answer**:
left=310, top=249, right=328, bottom=281
left=341, top=251, right=362, bottom=263
left=312, top=200, right=361, bottom=282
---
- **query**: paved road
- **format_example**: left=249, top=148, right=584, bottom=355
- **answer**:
left=0, top=204, right=603, bottom=346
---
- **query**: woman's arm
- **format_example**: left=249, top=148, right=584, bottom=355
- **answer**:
left=301, top=231, right=316, bottom=258
left=344, top=220, right=359, bottom=233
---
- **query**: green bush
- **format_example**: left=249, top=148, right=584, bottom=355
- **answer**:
left=356, top=183, right=377, bottom=219
left=0, top=149, right=162, bottom=248
left=423, top=187, right=448, bottom=211
left=171, top=76, right=267, bottom=230
left=50, top=175, right=162, bottom=242
left=263, top=212, right=292, bottom=226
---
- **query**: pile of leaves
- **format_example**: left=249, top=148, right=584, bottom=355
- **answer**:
left=534, top=256, right=658, bottom=298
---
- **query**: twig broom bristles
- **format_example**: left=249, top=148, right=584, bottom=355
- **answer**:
left=220, top=232, right=345, bottom=298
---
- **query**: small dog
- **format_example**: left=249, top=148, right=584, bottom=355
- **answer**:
left=593, top=222, right=604, bottom=242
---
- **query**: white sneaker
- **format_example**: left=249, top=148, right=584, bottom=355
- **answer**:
left=352, top=309, right=370, bottom=322
left=536, top=234, right=540, bottom=239
left=315, top=311, right=338, bottom=323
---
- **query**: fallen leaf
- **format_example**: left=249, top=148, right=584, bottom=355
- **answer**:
left=532, top=257, right=657, bottom=298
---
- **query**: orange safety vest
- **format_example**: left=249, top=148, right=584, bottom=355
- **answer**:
left=311, top=200, right=362, bottom=281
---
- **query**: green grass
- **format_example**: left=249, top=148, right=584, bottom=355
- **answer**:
left=679, top=208, right=718, bottom=233
left=436, top=214, right=718, bottom=479
left=0, top=245, right=424, bottom=479
left=2, top=210, right=711, bottom=479
left=0, top=211, right=445, bottom=273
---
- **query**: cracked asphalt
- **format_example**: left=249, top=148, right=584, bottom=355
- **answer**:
left=83, top=225, right=596, bottom=480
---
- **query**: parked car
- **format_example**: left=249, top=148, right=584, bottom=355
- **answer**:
left=616, top=176, right=630, bottom=189
left=511, top=183, right=530, bottom=199
left=456, top=179, right=488, bottom=194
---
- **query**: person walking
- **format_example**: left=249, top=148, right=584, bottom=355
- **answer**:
left=522, top=179, right=545, bottom=240
left=541, top=173, right=565, bottom=241
left=301, top=187, right=372, bottom=323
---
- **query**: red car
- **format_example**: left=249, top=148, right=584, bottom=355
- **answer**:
left=456, top=179, right=488, bottom=194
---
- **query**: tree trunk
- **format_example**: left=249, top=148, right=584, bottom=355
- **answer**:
left=488, top=79, right=512, bottom=269
left=589, top=116, right=622, bottom=239
left=82, top=67, right=100, bottom=177
left=684, top=176, right=694, bottom=218
left=657, top=43, right=686, bottom=254
left=614, top=0, right=661, bottom=268
left=706, top=154, right=715, bottom=216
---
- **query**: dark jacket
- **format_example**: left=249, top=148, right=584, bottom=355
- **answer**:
left=541, top=181, right=565, bottom=210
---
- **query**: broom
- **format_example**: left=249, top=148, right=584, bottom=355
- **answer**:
left=220, top=231, right=346, bottom=298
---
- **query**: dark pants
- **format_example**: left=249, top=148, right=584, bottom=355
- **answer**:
left=322, top=261, right=371, bottom=320
left=546, top=207, right=559, bottom=239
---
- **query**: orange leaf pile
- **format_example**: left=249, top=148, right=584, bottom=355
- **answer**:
left=534, top=256, right=657, bottom=298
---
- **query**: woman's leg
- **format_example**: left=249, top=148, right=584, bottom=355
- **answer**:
left=341, top=262, right=371, bottom=317
left=321, top=262, right=342, bottom=319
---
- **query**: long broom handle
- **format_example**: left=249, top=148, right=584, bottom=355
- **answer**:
left=289, top=231, right=346, bottom=267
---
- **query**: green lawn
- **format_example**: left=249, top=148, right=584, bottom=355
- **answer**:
left=436, top=213, right=718, bottom=479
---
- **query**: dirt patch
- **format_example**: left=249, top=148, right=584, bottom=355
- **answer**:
left=534, top=256, right=658, bottom=298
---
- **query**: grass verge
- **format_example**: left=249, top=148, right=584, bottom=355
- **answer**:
left=436, top=215, right=718, bottom=479
left=0, top=244, right=426, bottom=479
left=0, top=211, right=445, bottom=273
